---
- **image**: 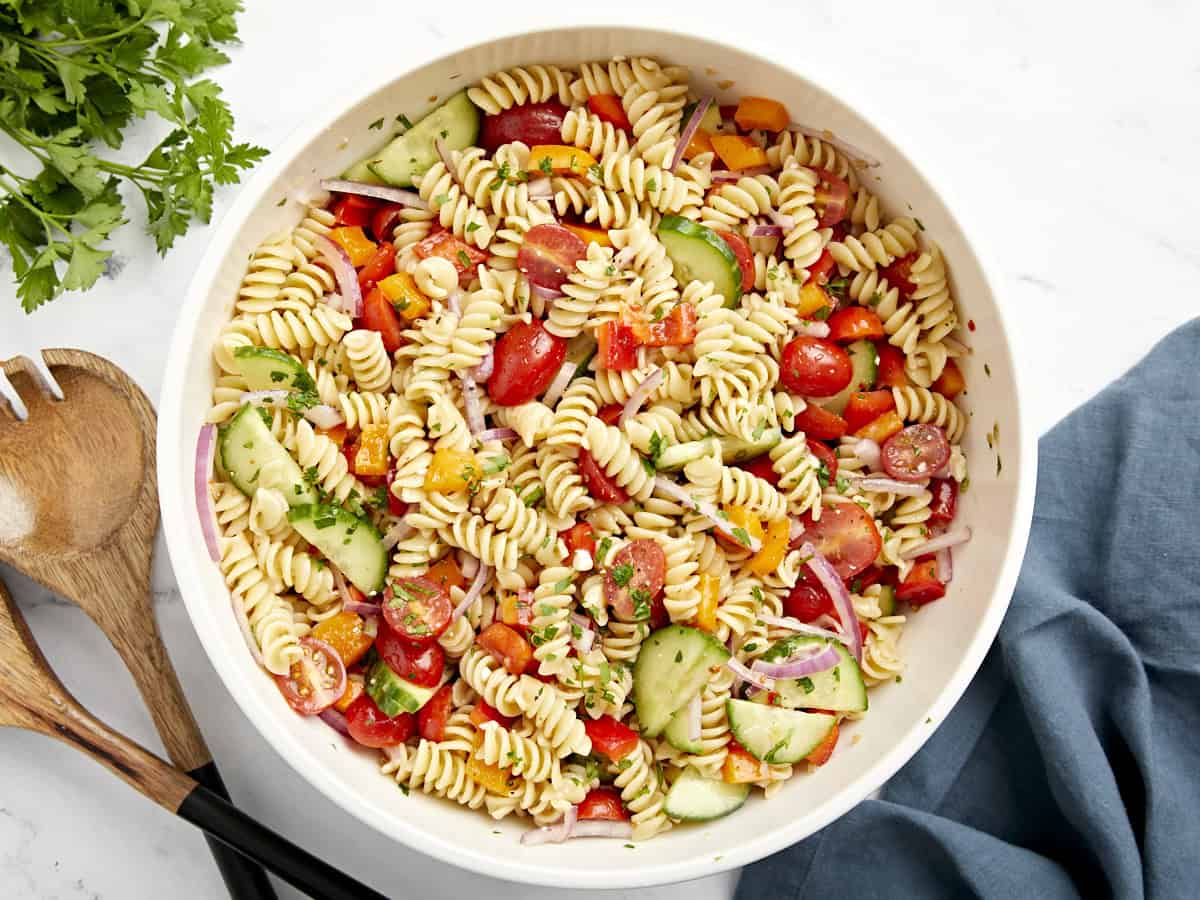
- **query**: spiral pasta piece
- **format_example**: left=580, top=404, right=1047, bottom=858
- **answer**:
left=286, top=419, right=371, bottom=512
left=518, top=677, right=592, bottom=758
left=560, top=106, right=632, bottom=159
left=551, top=243, right=621, bottom=338
left=467, top=64, right=575, bottom=114
left=474, top=722, right=560, bottom=783
left=459, top=647, right=526, bottom=717
left=610, top=739, right=671, bottom=841
left=827, top=218, right=920, bottom=273
left=582, top=418, right=654, bottom=502
left=891, top=385, right=965, bottom=443
left=229, top=304, right=352, bottom=358
left=219, top=533, right=304, bottom=675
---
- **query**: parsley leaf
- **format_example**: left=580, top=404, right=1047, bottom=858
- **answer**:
left=610, top=562, right=635, bottom=586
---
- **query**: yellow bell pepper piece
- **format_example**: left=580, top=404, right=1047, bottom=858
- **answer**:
left=855, top=410, right=904, bottom=444
left=748, top=517, right=790, bottom=576
left=561, top=222, right=612, bottom=248
left=312, top=611, right=375, bottom=669
left=378, top=271, right=432, bottom=322
left=710, top=134, right=768, bottom=172
left=722, top=744, right=768, bottom=783
left=695, top=573, right=720, bottom=633
left=795, top=281, right=833, bottom=318
left=328, top=225, right=377, bottom=267
left=424, top=448, right=478, bottom=494
left=467, top=754, right=518, bottom=795
left=718, top=504, right=765, bottom=552
left=333, top=674, right=365, bottom=714
left=354, top=424, right=389, bottom=477
left=527, top=144, right=597, bottom=177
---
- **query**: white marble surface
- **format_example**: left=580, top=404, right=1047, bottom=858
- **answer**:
left=1, top=1, right=1197, bottom=897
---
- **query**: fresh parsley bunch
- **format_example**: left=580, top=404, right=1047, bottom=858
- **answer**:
left=0, top=0, right=267, bottom=312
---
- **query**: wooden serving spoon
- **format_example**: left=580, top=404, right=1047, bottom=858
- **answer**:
left=0, top=573, right=387, bottom=900
left=2, top=349, right=276, bottom=898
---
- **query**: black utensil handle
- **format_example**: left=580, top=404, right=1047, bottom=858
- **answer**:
left=188, top=762, right=281, bottom=900
left=177, top=783, right=388, bottom=900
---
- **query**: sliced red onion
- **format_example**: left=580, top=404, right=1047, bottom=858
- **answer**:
left=766, top=208, right=797, bottom=231
left=751, top=643, right=840, bottom=679
left=542, top=358, right=579, bottom=407
left=618, top=367, right=663, bottom=425
left=936, top=548, right=953, bottom=584
left=531, top=283, right=564, bottom=304
left=318, top=707, right=351, bottom=736
left=569, top=820, right=634, bottom=840
left=527, top=176, right=553, bottom=200
left=476, top=426, right=518, bottom=443
left=458, top=551, right=480, bottom=580
left=232, top=593, right=265, bottom=667
left=853, top=438, right=881, bottom=471
left=569, top=613, right=596, bottom=653
left=319, top=179, right=428, bottom=208
left=653, top=476, right=762, bottom=552
left=451, top=562, right=491, bottom=621
left=686, top=691, right=702, bottom=743
left=727, top=656, right=773, bottom=692
left=373, top=206, right=404, bottom=241
left=239, top=389, right=289, bottom=407
left=901, top=526, right=972, bottom=561
left=381, top=518, right=415, bottom=550
left=460, top=374, right=485, bottom=435
left=711, top=169, right=741, bottom=184
left=344, top=598, right=382, bottom=618
left=303, top=404, right=344, bottom=430
left=670, top=96, right=711, bottom=173
left=748, top=224, right=783, bottom=238
left=469, top=347, right=495, bottom=382
left=572, top=548, right=594, bottom=572
left=788, top=518, right=805, bottom=543
left=331, top=566, right=357, bottom=609
left=195, top=426, right=221, bottom=562
left=446, top=289, right=463, bottom=316
left=521, top=805, right=578, bottom=845
left=313, top=234, right=362, bottom=318
left=758, top=614, right=849, bottom=644
left=612, top=245, right=637, bottom=269
left=789, top=124, right=881, bottom=168
left=801, top=542, right=862, bottom=662
left=797, top=321, right=831, bottom=338
left=859, top=476, right=927, bottom=497
left=435, top=138, right=459, bottom=186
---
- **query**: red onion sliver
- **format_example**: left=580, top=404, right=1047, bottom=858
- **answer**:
left=527, top=176, right=553, bottom=200
left=901, top=526, right=972, bottom=561
left=727, top=657, right=773, bottom=692
left=653, top=476, right=762, bottom=552
left=853, top=438, right=881, bottom=471
left=446, top=289, right=463, bottom=316
left=435, top=138, right=459, bottom=185
left=758, top=614, right=849, bottom=643
left=239, top=389, right=289, bottom=407
left=686, top=691, right=701, bottom=743
left=195, top=426, right=221, bottom=563
left=542, top=358, right=579, bottom=407
left=318, top=707, right=351, bottom=736
left=303, top=404, right=344, bottom=430
left=859, top=476, right=927, bottom=497
left=711, top=169, right=741, bottom=184
left=232, top=592, right=265, bottom=668
left=751, top=644, right=840, bottom=679
left=670, top=96, right=711, bottom=173
left=569, top=613, right=596, bottom=653
left=936, top=548, right=954, bottom=583
left=618, top=367, right=664, bottom=425
left=344, top=598, right=382, bottom=618
left=797, top=320, right=831, bottom=338
left=459, top=374, right=485, bottom=435
left=458, top=551, right=480, bottom=580
left=801, top=542, right=863, bottom=662
left=476, top=427, right=518, bottom=443
left=452, top=562, right=491, bottom=621
left=748, top=224, right=784, bottom=238
left=788, top=518, right=805, bottom=543
left=521, top=806, right=578, bottom=845
left=789, top=123, right=881, bottom=168
left=381, top=518, right=415, bottom=551
left=766, top=209, right=797, bottom=231
left=319, top=179, right=428, bottom=209
left=470, top=347, right=495, bottom=382
left=313, top=234, right=362, bottom=318
left=569, top=820, right=634, bottom=840
left=331, top=566, right=357, bottom=608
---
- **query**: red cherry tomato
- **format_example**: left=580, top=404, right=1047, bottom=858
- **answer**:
left=360, top=285, right=406, bottom=354
left=417, top=683, right=455, bottom=742
left=477, top=622, right=534, bottom=675
left=488, top=319, right=568, bottom=406
left=807, top=439, right=839, bottom=485
left=596, top=320, right=640, bottom=370
left=929, top=478, right=959, bottom=525
left=596, top=403, right=623, bottom=426
left=561, top=522, right=597, bottom=558
left=795, top=503, right=881, bottom=580
left=577, top=447, right=629, bottom=504
left=642, top=303, right=698, bottom=348
left=470, top=700, right=516, bottom=729
left=716, top=230, right=755, bottom=293
left=586, top=94, right=631, bottom=131
left=356, top=241, right=396, bottom=293
left=370, top=204, right=405, bottom=244
left=792, top=403, right=848, bottom=441
left=344, top=693, right=414, bottom=748
left=780, top=337, right=854, bottom=397
left=783, top=581, right=833, bottom=623
left=481, top=101, right=569, bottom=153
left=897, top=555, right=946, bottom=606
left=806, top=248, right=836, bottom=285
left=881, top=253, right=918, bottom=300
left=583, top=715, right=640, bottom=761
left=843, top=390, right=897, bottom=434
left=518, top=223, right=588, bottom=291
left=812, top=168, right=850, bottom=227
left=881, top=424, right=951, bottom=483
left=604, top=539, right=667, bottom=623
left=274, top=637, right=347, bottom=715
left=332, top=193, right=378, bottom=227
left=385, top=467, right=409, bottom=517
left=874, top=341, right=908, bottom=388
left=736, top=454, right=780, bottom=487
left=414, top=229, right=487, bottom=276
left=827, top=307, right=884, bottom=343
left=578, top=786, right=630, bottom=821
left=382, top=576, right=452, bottom=644
left=375, top=625, right=444, bottom=688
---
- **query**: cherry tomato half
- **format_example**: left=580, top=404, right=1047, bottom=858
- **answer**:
left=375, top=625, right=444, bottom=688
left=716, top=230, right=756, bottom=293
left=583, top=715, right=640, bottom=761
left=578, top=786, right=630, bottom=821
left=881, top=424, right=952, bottom=483
left=417, top=683, right=455, bottom=743
left=881, top=252, right=918, bottom=300
left=578, top=447, right=629, bottom=504
left=345, top=693, right=414, bottom=748
left=604, top=539, right=667, bottom=623
left=561, top=522, right=597, bottom=558
left=481, top=101, right=569, bottom=153
left=274, top=637, right=347, bottom=716
left=795, top=502, right=882, bottom=580
left=843, top=390, right=897, bottom=434
left=382, top=576, right=452, bottom=644
left=780, top=337, right=854, bottom=397
left=812, top=168, right=850, bottom=227
left=792, top=403, right=848, bottom=441
left=807, top=439, right=839, bottom=486
left=806, top=248, right=836, bottom=285
left=596, top=403, right=623, bottom=426
left=928, top=478, right=959, bottom=525
left=488, top=319, right=567, bottom=406
left=784, top=581, right=833, bottom=623
left=587, top=94, right=631, bottom=131
left=736, top=454, right=780, bottom=487
left=356, top=241, right=396, bottom=294
left=361, top=285, right=405, bottom=354
left=874, top=342, right=908, bottom=388
left=470, top=699, right=516, bottom=729
left=370, top=204, right=405, bottom=244
left=896, top=555, right=946, bottom=606
left=477, top=622, right=533, bottom=675
left=827, top=307, right=884, bottom=343
left=518, top=223, right=588, bottom=291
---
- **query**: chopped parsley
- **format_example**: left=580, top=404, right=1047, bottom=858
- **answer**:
left=826, top=277, right=848, bottom=298
left=553, top=575, right=574, bottom=594
left=752, top=418, right=766, bottom=441
left=368, top=117, right=384, bottom=131
left=456, top=250, right=471, bottom=268
left=466, top=221, right=482, bottom=233
left=731, top=526, right=752, bottom=547
left=817, top=461, right=831, bottom=489
left=538, top=156, right=553, bottom=176
left=596, top=537, right=614, bottom=566
left=645, top=177, right=657, bottom=193
left=647, top=432, right=665, bottom=468
left=630, top=587, right=651, bottom=620
left=396, top=114, right=414, bottom=130
left=610, top=562, right=635, bottom=587
left=797, top=676, right=815, bottom=694
left=812, top=304, right=832, bottom=321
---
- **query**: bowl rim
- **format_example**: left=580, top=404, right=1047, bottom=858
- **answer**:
left=159, top=16, right=1038, bottom=889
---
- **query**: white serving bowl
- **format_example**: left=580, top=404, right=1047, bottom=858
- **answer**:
left=160, top=20, right=1036, bottom=890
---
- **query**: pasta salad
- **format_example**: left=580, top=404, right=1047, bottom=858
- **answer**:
left=196, top=55, right=972, bottom=844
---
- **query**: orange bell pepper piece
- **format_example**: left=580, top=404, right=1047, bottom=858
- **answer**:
left=426, top=556, right=466, bottom=593
left=748, top=518, right=790, bottom=576
left=467, top=755, right=519, bottom=795
left=695, top=573, right=720, bottom=633
left=722, top=741, right=768, bottom=783
left=333, top=673, right=365, bottom=713
left=734, top=97, right=790, bottom=133
left=683, top=128, right=714, bottom=161
left=318, top=422, right=348, bottom=446
left=312, top=611, right=375, bottom=670
left=328, top=225, right=378, bottom=267
left=527, top=145, right=598, bottom=177
left=354, top=423, right=389, bottom=477
left=717, top=505, right=765, bottom=552
left=796, top=281, right=834, bottom=318
left=710, top=134, right=768, bottom=171
left=561, top=222, right=612, bottom=248
left=378, top=271, right=432, bottom=322
left=804, top=721, right=840, bottom=766
left=932, top=359, right=965, bottom=399
left=855, top=410, right=905, bottom=443
left=424, top=448, right=478, bottom=493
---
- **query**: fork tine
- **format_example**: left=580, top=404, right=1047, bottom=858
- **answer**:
left=28, top=352, right=64, bottom=402
left=0, top=367, right=29, bottom=422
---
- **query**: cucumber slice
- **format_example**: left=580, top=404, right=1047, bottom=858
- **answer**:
left=655, top=428, right=783, bottom=472
left=663, top=703, right=703, bottom=753
left=218, top=404, right=316, bottom=504
left=656, top=437, right=718, bottom=472
left=232, top=346, right=318, bottom=395
left=657, top=216, right=742, bottom=306
left=663, top=766, right=749, bottom=822
left=365, top=657, right=440, bottom=716
left=633, top=625, right=730, bottom=737
left=341, top=158, right=383, bottom=185
left=565, top=331, right=598, bottom=381
left=875, top=584, right=896, bottom=617
left=754, top=637, right=868, bottom=713
left=818, top=340, right=877, bottom=416
left=356, top=91, right=480, bottom=188
left=727, top=698, right=836, bottom=764
left=288, top=504, right=387, bottom=595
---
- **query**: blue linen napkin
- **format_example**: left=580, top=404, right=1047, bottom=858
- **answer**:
left=736, top=319, right=1200, bottom=900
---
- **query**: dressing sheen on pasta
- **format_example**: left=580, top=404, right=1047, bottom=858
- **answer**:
left=202, top=55, right=972, bottom=841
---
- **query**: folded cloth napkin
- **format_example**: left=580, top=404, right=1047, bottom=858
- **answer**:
left=736, top=319, right=1200, bottom=900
